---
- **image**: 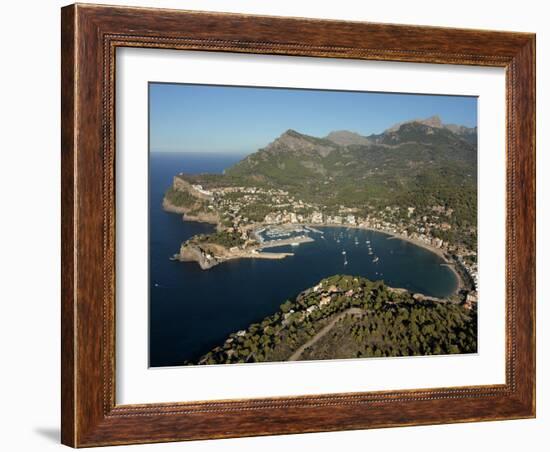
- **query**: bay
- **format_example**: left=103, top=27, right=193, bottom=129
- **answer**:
left=149, top=152, right=458, bottom=367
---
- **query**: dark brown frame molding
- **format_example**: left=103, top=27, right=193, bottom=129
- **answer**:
left=61, top=3, right=536, bottom=447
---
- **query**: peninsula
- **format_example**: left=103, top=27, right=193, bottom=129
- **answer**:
left=190, top=275, right=477, bottom=365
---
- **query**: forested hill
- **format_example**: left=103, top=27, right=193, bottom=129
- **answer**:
left=223, top=116, right=477, bottom=226
left=191, top=275, right=477, bottom=365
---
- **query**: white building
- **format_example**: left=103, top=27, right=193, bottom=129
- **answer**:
left=191, top=184, right=213, bottom=197
left=311, top=211, right=323, bottom=224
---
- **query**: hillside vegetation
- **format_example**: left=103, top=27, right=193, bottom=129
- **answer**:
left=178, top=117, right=477, bottom=250
left=192, top=275, right=477, bottom=365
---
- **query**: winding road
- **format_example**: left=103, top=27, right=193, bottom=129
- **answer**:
left=288, top=307, right=364, bottom=361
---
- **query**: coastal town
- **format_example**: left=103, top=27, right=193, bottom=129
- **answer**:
left=165, top=174, right=478, bottom=304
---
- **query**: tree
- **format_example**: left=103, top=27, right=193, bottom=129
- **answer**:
left=280, top=300, right=293, bottom=313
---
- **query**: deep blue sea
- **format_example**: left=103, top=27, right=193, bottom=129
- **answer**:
left=149, top=152, right=458, bottom=367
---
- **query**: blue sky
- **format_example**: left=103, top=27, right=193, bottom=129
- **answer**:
left=149, top=83, right=477, bottom=154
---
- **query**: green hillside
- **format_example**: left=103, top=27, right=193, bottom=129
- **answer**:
left=192, top=275, right=477, bottom=365
left=224, top=121, right=477, bottom=247
left=171, top=117, right=478, bottom=250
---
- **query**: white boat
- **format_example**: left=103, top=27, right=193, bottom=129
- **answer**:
left=341, top=250, right=346, bottom=255
left=291, top=242, right=299, bottom=247
left=344, top=259, right=348, bottom=265
left=373, top=256, right=379, bottom=263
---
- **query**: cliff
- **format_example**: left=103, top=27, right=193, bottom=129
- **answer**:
left=162, top=180, right=220, bottom=224
left=172, top=176, right=213, bottom=200
left=175, top=243, right=220, bottom=270
left=181, top=211, right=219, bottom=224
left=162, top=197, right=189, bottom=214
left=175, top=239, right=293, bottom=270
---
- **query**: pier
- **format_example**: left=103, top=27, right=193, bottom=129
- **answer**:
left=258, top=235, right=314, bottom=249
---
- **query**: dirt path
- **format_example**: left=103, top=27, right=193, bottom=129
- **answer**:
left=288, top=307, right=364, bottom=361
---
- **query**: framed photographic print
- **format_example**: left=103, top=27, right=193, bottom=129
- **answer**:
left=61, top=3, right=536, bottom=447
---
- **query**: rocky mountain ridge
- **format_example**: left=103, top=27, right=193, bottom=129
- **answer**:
left=233, top=116, right=476, bottom=161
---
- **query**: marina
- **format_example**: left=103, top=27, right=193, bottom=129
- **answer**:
left=254, top=224, right=317, bottom=249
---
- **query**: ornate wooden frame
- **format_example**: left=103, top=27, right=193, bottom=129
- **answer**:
left=61, top=3, right=536, bottom=447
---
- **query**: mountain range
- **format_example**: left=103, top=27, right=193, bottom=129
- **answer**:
left=225, top=116, right=476, bottom=214
left=227, top=115, right=476, bottom=181
left=179, top=115, right=477, bottom=249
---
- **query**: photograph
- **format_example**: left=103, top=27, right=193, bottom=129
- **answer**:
left=149, top=83, right=479, bottom=367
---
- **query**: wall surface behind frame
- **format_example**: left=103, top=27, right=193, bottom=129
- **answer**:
left=0, top=0, right=546, bottom=451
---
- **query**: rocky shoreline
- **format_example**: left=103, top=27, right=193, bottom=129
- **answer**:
left=173, top=242, right=293, bottom=270
left=161, top=197, right=188, bottom=214
left=163, top=193, right=467, bottom=294
left=162, top=197, right=220, bottom=224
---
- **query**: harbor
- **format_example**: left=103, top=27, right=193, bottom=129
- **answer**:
left=254, top=224, right=320, bottom=249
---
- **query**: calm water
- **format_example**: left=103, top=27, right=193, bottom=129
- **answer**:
left=149, top=152, right=458, bottom=367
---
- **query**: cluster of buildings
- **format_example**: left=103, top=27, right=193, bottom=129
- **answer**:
left=261, top=206, right=451, bottom=252
left=181, top=181, right=478, bottom=290
left=190, top=184, right=213, bottom=197
left=282, top=280, right=364, bottom=326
